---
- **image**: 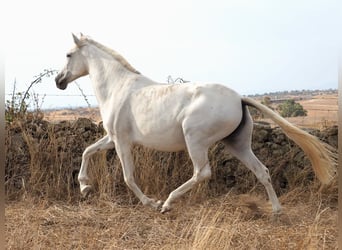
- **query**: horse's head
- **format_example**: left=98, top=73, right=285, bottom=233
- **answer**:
left=55, top=33, right=89, bottom=90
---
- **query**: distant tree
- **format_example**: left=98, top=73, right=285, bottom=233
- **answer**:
left=261, top=96, right=272, bottom=107
left=277, top=99, right=307, bottom=117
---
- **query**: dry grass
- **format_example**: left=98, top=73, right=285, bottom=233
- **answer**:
left=288, top=95, right=337, bottom=129
left=6, top=192, right=337, bottom=249
left=44, top=107, right=102, bottom=123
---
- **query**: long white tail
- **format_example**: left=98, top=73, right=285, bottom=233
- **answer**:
left=242, top=97, right=336, bottom=184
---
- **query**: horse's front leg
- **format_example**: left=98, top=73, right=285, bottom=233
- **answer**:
left=78, top=135, right=114, bottom=197
left=115, top=142, right=162, bottom=210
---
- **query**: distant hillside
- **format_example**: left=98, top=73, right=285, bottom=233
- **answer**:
left=247, top=88, right=337, bottom=100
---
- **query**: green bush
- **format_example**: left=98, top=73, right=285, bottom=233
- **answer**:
left=277, top=99, right=307, bottom=117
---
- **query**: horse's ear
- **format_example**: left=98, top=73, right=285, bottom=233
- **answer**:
left=72, top=33, right=81, bottom=47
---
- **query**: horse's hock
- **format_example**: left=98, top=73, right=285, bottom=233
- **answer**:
left=5, top=117, right=338, bottom=201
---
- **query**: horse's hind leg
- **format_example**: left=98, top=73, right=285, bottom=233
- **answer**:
left=78, top=135, right=114, bottom=197
left=223, top=106, right=282, bottom=214
left=224, top=143, right=282, bottom=213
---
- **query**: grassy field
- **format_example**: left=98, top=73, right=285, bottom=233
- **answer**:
left=6, top=94, right=338, bottom=249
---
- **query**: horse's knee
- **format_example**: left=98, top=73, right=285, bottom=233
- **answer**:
left=195, top=165, right=211, bottom=182
left=201, top=166, right=212, bottom=180
left=257, top=168, right=272, bottom=186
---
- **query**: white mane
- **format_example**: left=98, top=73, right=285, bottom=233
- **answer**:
left=81, top=36, right=141, bottom=74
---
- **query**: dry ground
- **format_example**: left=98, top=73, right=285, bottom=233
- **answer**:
left=257, top=94, right=338, bottom=129
left=285, top=94, right=337, bottom=129
left=6, top=191, right=337, bottom=249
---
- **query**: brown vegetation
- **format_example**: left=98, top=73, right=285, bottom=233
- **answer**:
left=5, top=111, right=338, bottom=249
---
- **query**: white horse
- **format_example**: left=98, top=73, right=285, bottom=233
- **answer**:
left=55, top=34, right=336, bottom=214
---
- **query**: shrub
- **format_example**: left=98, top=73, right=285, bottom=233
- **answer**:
left=277, top=99, right=307, bottom=117
left=5, top=69, right=57, bottom=123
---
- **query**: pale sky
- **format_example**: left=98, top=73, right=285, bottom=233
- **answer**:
left=3, top=0, right=342, bottom=109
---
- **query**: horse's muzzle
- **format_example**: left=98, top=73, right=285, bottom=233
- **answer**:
left=55, top=71, right=71, bottom=90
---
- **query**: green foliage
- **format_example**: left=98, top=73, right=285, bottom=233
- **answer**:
left=277, top=99, right=307, bottom=117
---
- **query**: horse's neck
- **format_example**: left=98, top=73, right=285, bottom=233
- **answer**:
left=88, top=56, right=155, bottom=109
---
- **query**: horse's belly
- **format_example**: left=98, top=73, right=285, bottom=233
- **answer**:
left=133, top=125, right=186, bottom=152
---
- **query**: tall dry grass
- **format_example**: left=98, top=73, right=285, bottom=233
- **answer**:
left=5, top=118, right=338, bottom=249
left=5, top=118, right=338, bottom=203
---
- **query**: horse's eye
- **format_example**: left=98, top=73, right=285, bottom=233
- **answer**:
left=66, top=53, right=71, bottom=58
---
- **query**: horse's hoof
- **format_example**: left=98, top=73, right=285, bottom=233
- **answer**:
left=81, top=185, right=92, bottom=198
left=160, top=205, right=171, bottom=214
left=270, top=213, right=281, bottom=223
left=148, top=199, right=163, bottom=210
left=155, top=200, right=163, bottom=209
left=272, top=207, right=282, bottom=216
